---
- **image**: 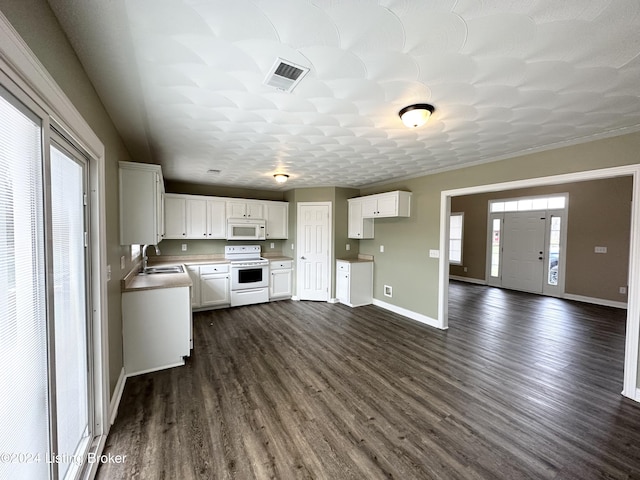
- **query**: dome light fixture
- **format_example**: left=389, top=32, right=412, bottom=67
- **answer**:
left=274, top=173, right=289, bottom=184
left=399, top=103, right=435, bottom=128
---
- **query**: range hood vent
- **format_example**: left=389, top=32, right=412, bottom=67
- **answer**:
left=263, top=57, right=309, bottom=93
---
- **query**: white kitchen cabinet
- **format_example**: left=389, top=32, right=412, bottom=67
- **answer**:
left=361, top=191, right=412, bottom=218
left=348, top=198, right=374, bottom=239
left=336, top=260, right=373, bottom=307
left=122, top=286, right=191, bottom=376
left=227, top=200, right=264, bottom=219
left=270, top=259, right=292, bottom=300
left=164, top=193, right=187, bottom=239
left=265, top=201, right=289, bottom=239
left=200, top=264, right=230, bottom=307
left=186, top=196, right=227, bottom=239
left=119, top=161, right=165, bottom=245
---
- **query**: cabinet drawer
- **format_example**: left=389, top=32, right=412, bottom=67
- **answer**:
left=199, top=264, right=229, bottom=274
left=337, top=261, right=350, bottom=272
left=271, top=260, right=292, bottom=270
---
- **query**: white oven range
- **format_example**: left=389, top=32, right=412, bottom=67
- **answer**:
left=225, top=245, right=269, bottom=307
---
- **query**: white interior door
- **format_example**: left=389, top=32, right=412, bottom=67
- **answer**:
left=297, top=203, right=331, bottom=301
left=501, top=211, right=546, bottom=293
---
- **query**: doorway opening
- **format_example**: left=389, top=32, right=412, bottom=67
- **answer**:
left=438, top=167, right=640, bottom=401
left=487, top=193, right=568, bottom=296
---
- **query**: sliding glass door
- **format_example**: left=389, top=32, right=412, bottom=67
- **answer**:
left=50, top=138, right=92, bottom=480
left=0, top=83, right=94, bottom=479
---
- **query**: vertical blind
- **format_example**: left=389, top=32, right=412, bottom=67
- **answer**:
left=0, top=89, right=49, bottom=478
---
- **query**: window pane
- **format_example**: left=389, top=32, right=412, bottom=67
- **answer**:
left=491, top=202, right=504, bottom=212
left=548, top=196, right=566, bottom=209
left=51, top=145, right=90, bottom=479
left=517, top=199, right=533, bottom=211
left=504, top=201, right=518, bottom=212
left=0, top=89, right=49, bottom=479
left=531, top=198, right=547, bottom=210
left=548, top=216, right=562, bottom=285
left=490, top=218, right=501, bottom=277
left=449, top=214, right=463, bottom=264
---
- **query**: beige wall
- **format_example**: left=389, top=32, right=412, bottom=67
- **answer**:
left=0, top=0, right=133, bottom=396
left=359, top=132, right=640, bottom=320
left=450, top=177, right=633, bottom=302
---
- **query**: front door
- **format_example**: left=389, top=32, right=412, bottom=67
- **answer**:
left=296, top=203, right=331, bottom=301
left=501, top=211, right=546, bottom=293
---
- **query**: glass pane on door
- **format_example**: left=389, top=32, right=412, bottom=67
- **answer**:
left=50, top=145, right=91, bottom=479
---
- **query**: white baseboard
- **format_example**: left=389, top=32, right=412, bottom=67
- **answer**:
left=291, top=295, right=300, bottom=301
left=109, top=367, right=126, bottom=426
left=563, top=293, right=627, bottom=309
left=372, top=299, right=445, bottom=330
left=449, top=275, right=487, bottom=285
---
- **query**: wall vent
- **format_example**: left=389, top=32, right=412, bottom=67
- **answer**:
left=263, top=57, right=309, bottom=93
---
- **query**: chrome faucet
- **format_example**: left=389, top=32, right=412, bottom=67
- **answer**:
left=141, top=244, right=161, bottom=272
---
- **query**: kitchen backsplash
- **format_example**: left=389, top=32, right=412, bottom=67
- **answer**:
left=149, top=239, right=286, bottom=257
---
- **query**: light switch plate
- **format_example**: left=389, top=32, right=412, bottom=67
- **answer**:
left=429, top=249, right=440, bottom=258
left=595, top=246, right=607, bottom=254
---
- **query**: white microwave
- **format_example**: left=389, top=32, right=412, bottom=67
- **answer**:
left=227, top=218, right=266, bottom=241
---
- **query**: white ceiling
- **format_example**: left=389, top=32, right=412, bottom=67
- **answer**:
left=47, top=0, right=640, bottom=190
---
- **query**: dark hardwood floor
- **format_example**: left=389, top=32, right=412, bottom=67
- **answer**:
left=97, top=282, right=640, bottom=479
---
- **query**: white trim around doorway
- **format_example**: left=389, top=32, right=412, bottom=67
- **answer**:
left=438, top=164, right=640, bottom=402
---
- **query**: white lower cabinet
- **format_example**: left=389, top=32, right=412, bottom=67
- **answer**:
left=122, top=286, right=191, bottom=376
left=199, top=264, right=230, bottom=308
left=270, top=260, right=292, bottom=300
left=336, top=260, right=373, bottom=307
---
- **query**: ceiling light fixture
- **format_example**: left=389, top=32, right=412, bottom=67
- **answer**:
left=274, top=173, right=289, bottom=184
left=399, top=103, right=435, bottom=128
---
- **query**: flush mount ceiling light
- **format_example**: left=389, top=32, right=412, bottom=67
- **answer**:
left=399, top=103, right=435, bottom=128
left=274, top=173, right=289, bottom=184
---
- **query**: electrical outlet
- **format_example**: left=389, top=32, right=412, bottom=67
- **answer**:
left=106, top=264, right=111, bottom=282
left=595, top=246, right=607, bottom=254
left=620, top=286, right=627, bottom=294
left=181, top=243, right=187, bottom=251
left=384, top=285, right=393, bottom=297
left=270, top=242, right=275, bottom=249
left=464, top=266, right=468, bottom=272
left=346, top=243, right=350, bottom=251
left=120, top=255, right=125, bottom=270
left=291, top=243, right=294, bottom=250
left=380, top=245, right=384, bottom=253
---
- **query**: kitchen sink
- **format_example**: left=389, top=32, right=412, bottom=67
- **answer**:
left=139, top=265, right=184, bottom=275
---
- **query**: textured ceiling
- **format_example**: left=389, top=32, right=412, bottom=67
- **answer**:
left=47, top=0, right=640, bottom=190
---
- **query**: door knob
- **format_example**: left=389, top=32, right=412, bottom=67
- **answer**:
left=301, top=256, right=306, bottom=260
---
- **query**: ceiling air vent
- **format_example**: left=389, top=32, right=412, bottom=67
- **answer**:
left=263, top=58, right=309, bottom=93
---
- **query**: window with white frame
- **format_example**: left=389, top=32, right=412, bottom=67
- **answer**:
left=449, top=212, right=463, bottom=264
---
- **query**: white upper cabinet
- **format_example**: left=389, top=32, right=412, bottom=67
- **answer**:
left=186, top=196, right=226, bottom=239
left=226, top=200, right=264, bottom=219
left=347, top=191, right=411, bottom=239
left=119, top=161, right=165, bottom=245
left=164, top=194, right=187, bottom=239
left=347, top=198, right=373, bottom=239
left=264, top=201, right=289, bottom=239
left=361, top=191, right=411, bottom=218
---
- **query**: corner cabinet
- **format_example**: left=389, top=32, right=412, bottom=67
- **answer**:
left=119, top=161, right=165, bottom=245
left=348, top=191, right=411, bottom=239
